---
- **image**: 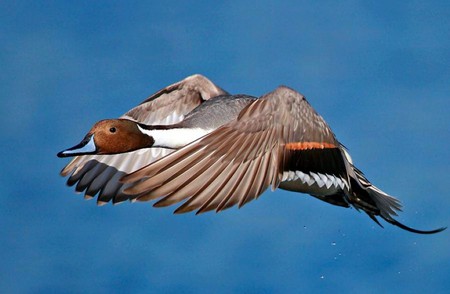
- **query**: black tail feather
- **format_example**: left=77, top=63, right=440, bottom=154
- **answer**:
left=347, top=165, right=445, bottom=234
left=380, top=216, right=446, bottom=234
left=367, top=213, right=384, bottom=228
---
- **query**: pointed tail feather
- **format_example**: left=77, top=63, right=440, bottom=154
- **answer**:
left=348, top=165, right=445, bottom=234
left=380, top=215, right=446, bottom=234
left=366, top=185, right=446, bottom=234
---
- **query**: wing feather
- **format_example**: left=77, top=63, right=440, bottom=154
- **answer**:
left=174, top=160, right=241, bottom=213
left=122, top=86, right=320, bottom=213
left=152, top=154, right=230, bottom=208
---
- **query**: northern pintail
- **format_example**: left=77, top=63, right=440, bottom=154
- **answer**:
left=58, top=74, right=445, bottom=234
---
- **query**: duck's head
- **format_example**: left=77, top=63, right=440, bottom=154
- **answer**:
left=57, top=119, right=154, bottom=157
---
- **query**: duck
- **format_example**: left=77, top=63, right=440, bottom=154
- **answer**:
left=58, top=74, right=445, bottom=234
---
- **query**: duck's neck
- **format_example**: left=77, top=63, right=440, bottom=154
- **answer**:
left=137, top=124, right=213, bottom=149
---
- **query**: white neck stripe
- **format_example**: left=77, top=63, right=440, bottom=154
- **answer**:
left=137, top=125, right=213, bottom=149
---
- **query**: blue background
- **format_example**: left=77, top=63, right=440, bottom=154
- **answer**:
left=1, top=1, right=449, bottom=293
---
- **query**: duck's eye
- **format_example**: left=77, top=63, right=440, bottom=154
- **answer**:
left=109, top=127, right=116, bottom=133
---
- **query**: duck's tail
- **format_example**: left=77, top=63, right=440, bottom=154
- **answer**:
left=348, top=165, right=446, bottom=234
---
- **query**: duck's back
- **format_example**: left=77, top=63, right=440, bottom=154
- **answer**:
left=181, top=94, right=256, bottom=129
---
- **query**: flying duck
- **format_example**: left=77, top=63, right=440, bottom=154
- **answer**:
left=58, top=74, right=445, bottom=234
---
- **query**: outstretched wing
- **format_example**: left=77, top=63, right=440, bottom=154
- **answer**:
left=60, top=74, right=228, bottom=204
left=122, top=86, right=343, bottom=213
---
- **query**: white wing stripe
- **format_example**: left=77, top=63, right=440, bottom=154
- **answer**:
left=292, top=170, right=348, bottom=191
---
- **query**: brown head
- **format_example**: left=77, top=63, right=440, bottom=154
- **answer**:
left=57, top=119, right=154, bottom=157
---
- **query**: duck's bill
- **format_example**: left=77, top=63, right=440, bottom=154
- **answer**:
left=57, top=134, right=97, bottom=157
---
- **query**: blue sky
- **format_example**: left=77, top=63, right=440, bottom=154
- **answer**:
left=1, top=1, right=449, bottom=293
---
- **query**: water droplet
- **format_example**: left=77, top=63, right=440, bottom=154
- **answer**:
left=320, top=275, right=325, bottom=279
left=303, top=225, right=307, bottom=229
left=331, top=242, right=336, bottom=246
